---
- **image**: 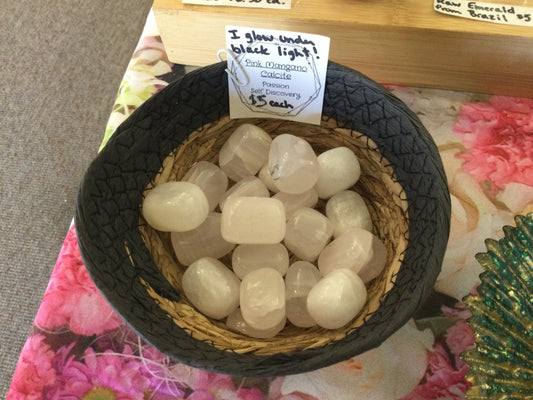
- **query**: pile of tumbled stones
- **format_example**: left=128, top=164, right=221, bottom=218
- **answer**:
left=142, top=124, right=387, bottom=338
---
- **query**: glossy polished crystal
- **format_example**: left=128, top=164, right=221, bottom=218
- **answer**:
left=258, top=163, right=280, bottom=193
left=285, top=261, right=320, bottom=327
left=306, top=268, right=367, bottom=329
left=221, top=196, right=286, bottom=244
left=318, top=228, right=387, bottom=282
left=232, top=243, right=289, bottom=279
left=171, top=213, right=235, bottom=266
left=314, top=147, right=361, bottom=199
left=218, top=124, right=272, bottom=182
left=325, top=190, right=373, bottom=237
left=183, top=161, right=228, bottom=211
left=268, top=134, right=319, bottom=194
left=240, top=268, right=286, bottom=330
left=273, top=188, right=318, bottom=220
left=284, top=207, right=333, bottom=261
left=218, top=176, right=270, bottom=211
left=142, top=181, right=209, bottom=232
left=182, top=257, right=240, bottom=320
left=226, top=308, right=286, bottom=339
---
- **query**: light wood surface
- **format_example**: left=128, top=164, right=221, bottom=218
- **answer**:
left=153, top=0, right=533, bottom=96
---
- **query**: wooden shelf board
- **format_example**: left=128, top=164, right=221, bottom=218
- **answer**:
left=153, top=0, right=533, bottom=96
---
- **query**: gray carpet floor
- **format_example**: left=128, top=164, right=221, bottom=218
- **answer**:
left=0, top=1, right=152, bottom=395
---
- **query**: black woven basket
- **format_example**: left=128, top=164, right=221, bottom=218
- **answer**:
left=75, top=61, right=451, bottom=377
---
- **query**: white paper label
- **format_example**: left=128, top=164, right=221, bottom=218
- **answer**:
left=434, top=0, right=533, bottom=26
left=223, top=26, right=330, bottom=125
left=183, top=0, right=290, bottom=10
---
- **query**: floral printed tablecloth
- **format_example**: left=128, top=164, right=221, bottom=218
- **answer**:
left=7, top=32, right=533, bottom=400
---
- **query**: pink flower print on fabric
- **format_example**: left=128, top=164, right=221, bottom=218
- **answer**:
left=280, top=321, right=433, bottom=400
left=400, top=302, right=474, bottom=400
left=190, top=372, right=236, bottom=400
left=453, top=96, right=533, bottom=192
left=442, top=302, right=475, bottom=368
left=445, top=319, right=475, bottom=369
left=237, top=387, right=266, bottom=400
left=133, top=345, right=187, bottom=398
left=48, top=345, right=151, bottom=400
left=35, top=225, right=123, bottom=336
left=399, top=342, right=471, bottom=400
left=137, top=345, right=241, bottom=400
left=269, top=377, right=319, bottom=400
left=186, top=392, right=216, bottom=400
left=7, top=334, right=57, bottom=400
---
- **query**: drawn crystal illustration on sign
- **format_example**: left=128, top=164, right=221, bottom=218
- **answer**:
left=228, top=39, right=321, bottom=117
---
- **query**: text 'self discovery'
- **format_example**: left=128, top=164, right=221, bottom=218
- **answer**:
left=224, top=26, right=330, bottom=125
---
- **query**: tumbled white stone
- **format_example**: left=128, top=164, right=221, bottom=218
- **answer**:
left=273, top=188, right=318, bottom=220
left=258, top=163, right=280, bottom=193
left=268, top=134, right=319, bottom=194
left=357, top=237, right=388, bottom=283
left=306, top=268, right=367, bottom=329
left=317, top=228, right=387, bottom=282
left=183, top=161, right=228, bottom=211
left=218, top=176, right=270, bottom=211
left=219, top=124, right=272, bottom=182
left=182, top=257, right=240, bottom=320
left=232, top=243, right=289, bottom=279
left=171, top=213, right=235, bottom=266
left=325, top=190, right=373, bottom=237
left=142, top=181, right=209, bottom=232
left=314, top=147, right=361, bottom=199
left=284, top=207, right=333, bottom=261
left=226, top=308, right=286, bottom=339
left=285, top=261, right=321, bottom=327
left=221, top=197, right=286, bottom=244
left=240, top=268, right=286, bottom=330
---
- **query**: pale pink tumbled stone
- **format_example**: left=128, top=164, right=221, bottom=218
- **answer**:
left=183, top=161, right=228, bottom=211
left=314, top=147, right=361, bottom=199
left=218, top=124, right=272, bottom=182
left=273, top=188, right=318, bottom=220
left=358, top=236, right=388, bottom=283
left=226, top=308, right=286, bottom=339
left=284, top=207, right=333, bottom=261
left=171, top=213, right=235, bottom=266
left=325, top=190, right=373, bottom=237
left=317, top=228, right=387, bottom=282
left=218, top=176, right=269, bottom=211
left=258, top=163, right=280, bottom=193
left=232, top=243, right=289, bottom=279
left=240, top=268, right=286, bottom=330
left=306, top=268, right=367, bottom=329
left=182, top=257, right=240, bottom=320
left=268, top=134, right=319, bottom=194
left=285, top=261, right=320, bottom=327
left=142, top=181, right=209, bottom=232
left=221, top=197, right=286, bottom=244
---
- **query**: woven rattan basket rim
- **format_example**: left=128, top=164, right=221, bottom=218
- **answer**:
left=138, top=115, right=409, bottom=355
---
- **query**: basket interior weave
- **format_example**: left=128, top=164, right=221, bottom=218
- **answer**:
left=138, top=115, right=409, bottom=355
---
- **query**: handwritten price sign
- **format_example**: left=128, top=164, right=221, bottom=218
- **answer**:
left=434, top=0, right=533, bottom=26
left=224, top=26, right=330, bottom=125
